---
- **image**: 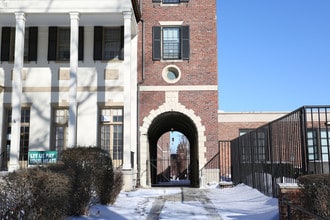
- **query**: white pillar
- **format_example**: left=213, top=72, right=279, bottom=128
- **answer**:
left=68, top=12, right=79, bottom=147
left=0, top=28, right=3, bottom=168
left=8, top=12, right=25, bottom=171
left=122, top=11, right=132, bottom=170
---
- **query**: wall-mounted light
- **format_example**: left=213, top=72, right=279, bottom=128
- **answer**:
left=325, top=121, right=330, bottom=126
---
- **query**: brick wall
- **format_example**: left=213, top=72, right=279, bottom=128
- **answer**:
left=218, top=121, right=267, bottom=140
left=218, top=112, right=287, bottom=140
left=139, top=0, right=219, bottom=162
left=140, top=1, right=217, bottom=87
left=277, top=184, right=308, bottom=220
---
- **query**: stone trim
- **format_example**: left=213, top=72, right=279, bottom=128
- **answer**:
left=139, top=92, right=207, bottom=187
left=139, top=85, right=218, bottom=92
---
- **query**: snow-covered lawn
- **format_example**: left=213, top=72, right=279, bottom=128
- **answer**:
left=70, top=184, right=279, bottom=220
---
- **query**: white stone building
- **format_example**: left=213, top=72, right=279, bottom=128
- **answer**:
left=0, top=0, right=141, bottom=190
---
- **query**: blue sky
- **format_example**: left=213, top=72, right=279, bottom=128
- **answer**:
left=217, top=0, right=330, bottom=112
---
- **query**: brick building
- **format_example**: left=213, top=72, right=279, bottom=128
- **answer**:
left=218, top=111, right=288, bottom=140
left=137, top=0, right=218, bottom=187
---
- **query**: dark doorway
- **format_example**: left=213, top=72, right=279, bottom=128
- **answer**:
left=148, top=111, right=199, bottom=187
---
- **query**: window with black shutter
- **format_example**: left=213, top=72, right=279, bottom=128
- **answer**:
left=93, top=26, right=124, bottom=61
left=1, top=27, right=11, bottom=61
left=28, top=27, right=38, bottom=61
left=48, top=27, right=57, bottom=61
left=0, top=27, right=38, bottom=62
left=152, top=26, right=161, bottom=61
left=47, top=26, right=84, bottom=61
left=182, top=26, right=190, bottom=60
left=79, top=27, right=84, bottom=61
left=152, top=25, right=190, bottom=61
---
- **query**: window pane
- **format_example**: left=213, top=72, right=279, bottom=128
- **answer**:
left=57, top=28, right=70, bottom=60
left=99, top=107, right=123, bottom=168
left=103, top=28, right=121, bottom=60
left=321, top=139, right=328, bottom=146
left=163, top=27, right=181, bottom=59
left=307, top=130, right=319, bottom=160
left=101, top=125, right=111, bottom=151
left=55, top=127, right=65, bottom=151
left=322, top=154, right=329, bottom=161
left=4, top=108, right=30, bottom=164
left=56, top=109, right=68, bottom=124
left=113, top=125, right=123, bottom=160
left=322, top=146, right=328, bottom=153
left=53, top=108, right=68, bottom=155
left=19, top=125, right=30, bottom=161
left=113, top=109, right=123, bottom=122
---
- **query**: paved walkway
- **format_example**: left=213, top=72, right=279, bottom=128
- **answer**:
left=147, top=188, right=224, bottom=220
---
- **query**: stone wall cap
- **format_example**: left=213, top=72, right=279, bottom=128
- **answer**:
left=278, top=183, right=299, bottom=188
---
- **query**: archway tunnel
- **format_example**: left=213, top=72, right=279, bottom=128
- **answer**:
left=147, top=111, right=199, bottom=187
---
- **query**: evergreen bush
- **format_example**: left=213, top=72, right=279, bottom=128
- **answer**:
left=0, top=167, right=70, bottom=220
left=108, top=169, right=124, bottom=204
left=60, top=147, right=116, bottom=214
left=0, top=147, right=123, bottom=218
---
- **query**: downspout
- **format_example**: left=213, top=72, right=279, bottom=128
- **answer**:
left=136, top=0, right=145, bottom=187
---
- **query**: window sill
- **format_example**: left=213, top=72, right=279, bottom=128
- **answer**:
left=94, top=59, right=124, bottom=63
left=161, top=59, right=184, bottom=63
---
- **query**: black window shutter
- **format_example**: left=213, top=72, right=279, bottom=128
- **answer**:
left=180, top=0, right=189, bottom=2
left=152, top=26, right=161, bottom=61
left=93, top=26, right=103, bottom=60
left=28, top=27, right=38, bottom=61
left=48, top=27, right=57, bottom=61
left=78, top=26, right=84, bottom=61
left=152, top=0, right=161, bottom=3
left=182, top=26, right=190, bottom=60
left=1, top=27, right=11, bottom=61
left=120, top=26, right=124, bottom=60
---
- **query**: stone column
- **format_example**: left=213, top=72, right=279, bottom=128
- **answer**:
left=8, top=12, right=25, bottom=171
left=68, top=12, right=79, bottom=147
left=122, top=10, right=133, bottom=171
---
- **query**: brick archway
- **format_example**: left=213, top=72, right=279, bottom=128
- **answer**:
left=139, top=102, right=206, bottom=188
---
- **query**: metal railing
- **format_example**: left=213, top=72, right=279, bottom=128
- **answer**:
left=231, top=106, right=330, bottom=197
left=200, top=140, right=232, bottom=185
left=219, top=141, right=231, bottom=181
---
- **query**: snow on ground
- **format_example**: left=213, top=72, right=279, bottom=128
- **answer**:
left=70, top=184, right=278, bottom=220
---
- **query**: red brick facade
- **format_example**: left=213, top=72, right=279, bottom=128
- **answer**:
left=218, top=112, right=287, bottom=140
left=138, top=0, right=218, bottom=186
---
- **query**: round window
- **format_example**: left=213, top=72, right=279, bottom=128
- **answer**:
left=162, top=65, right=181, bottom=83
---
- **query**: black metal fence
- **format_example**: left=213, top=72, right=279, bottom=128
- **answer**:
left=231, top=106, right=330, bottom=197
left=200, top=140, right=232, bottom=185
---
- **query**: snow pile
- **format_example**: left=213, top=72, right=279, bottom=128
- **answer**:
left=70, top=184, right=278, bottom=220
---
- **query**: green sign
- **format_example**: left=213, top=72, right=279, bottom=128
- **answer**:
left=28, top=151, right=57, bottom=165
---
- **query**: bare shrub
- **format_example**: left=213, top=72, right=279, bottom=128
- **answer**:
left=298, top=174, right=330, bottom=218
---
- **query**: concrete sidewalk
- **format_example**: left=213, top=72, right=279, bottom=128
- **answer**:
left=147, top=188, right=224, bottom=220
